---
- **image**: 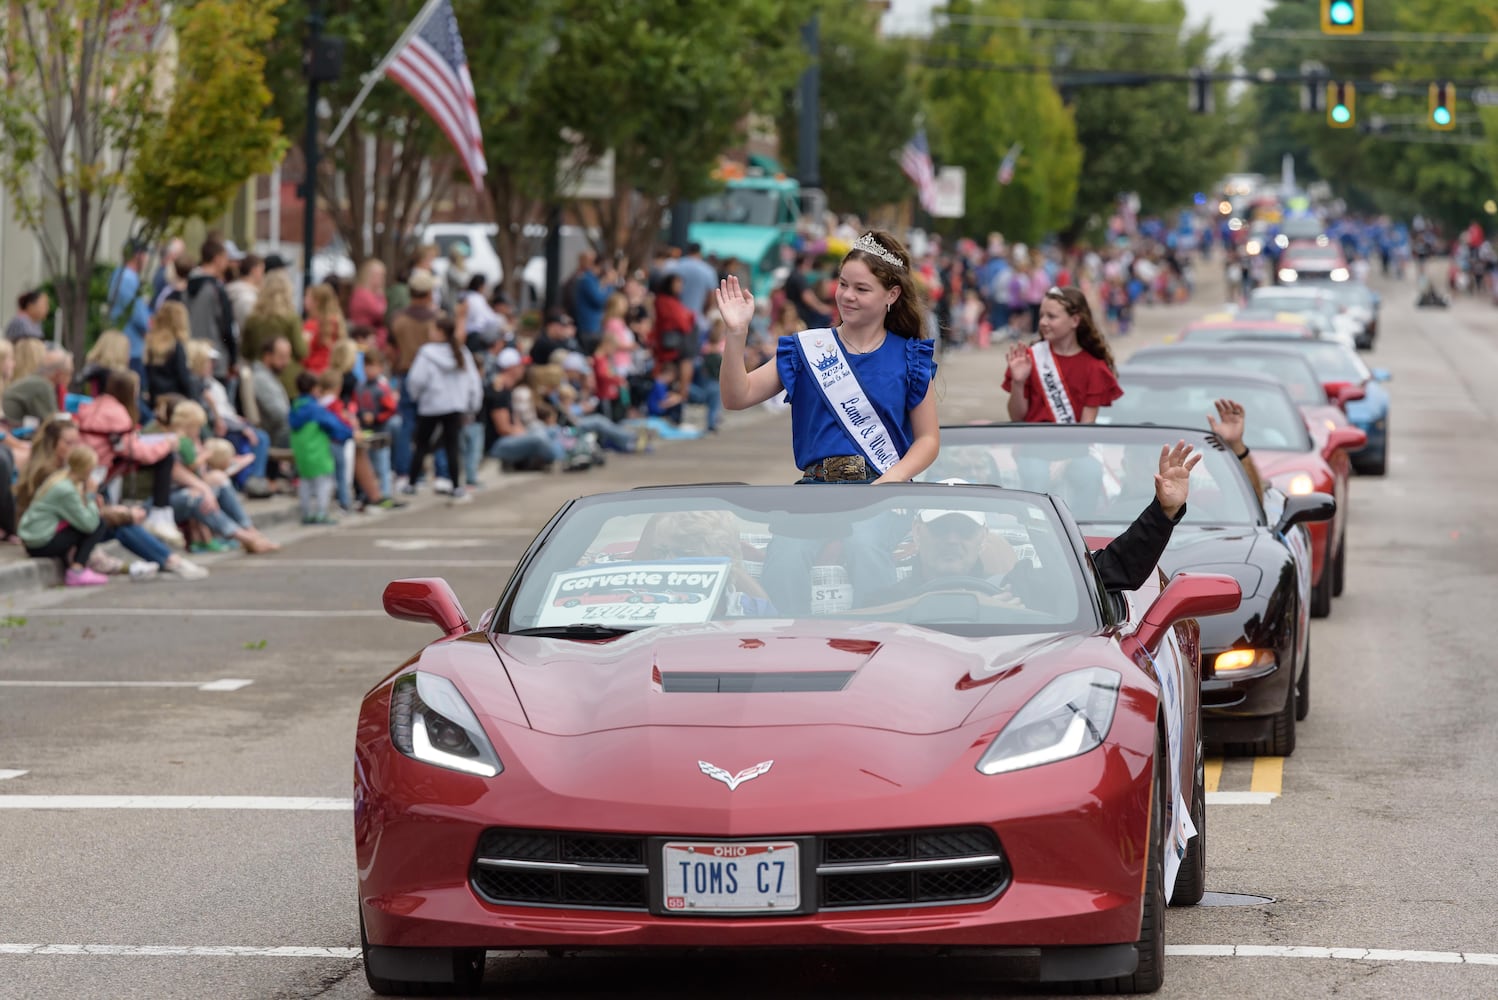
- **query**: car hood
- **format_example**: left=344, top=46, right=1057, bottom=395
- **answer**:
left=1085, top=523, right=1263, bottom=598
left=487, top=621, right=1087, bottom=737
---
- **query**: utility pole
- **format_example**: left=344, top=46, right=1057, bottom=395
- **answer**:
left=300, top=2, right=343, bottom=302
left=797, top=15, right=821, bottom=190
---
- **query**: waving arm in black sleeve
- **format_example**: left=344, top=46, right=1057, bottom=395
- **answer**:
left=1091, top=440, right=1198, bottom=593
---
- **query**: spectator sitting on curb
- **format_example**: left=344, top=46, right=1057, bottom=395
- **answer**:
left=2, top=347, right=72, bottom=427
left=17, top=445, right=111, bottom=587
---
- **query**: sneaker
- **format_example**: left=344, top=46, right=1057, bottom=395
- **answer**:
left=449, top=488, right=472, bottom=505
left=145, top=508, right=186, bottom=549
left=243, top=477, right=273, bottom=499
left=128, top=561, right=161, bottom=581
left=88, top=551, right=126, bottom=575
left=190, top=539, right=235, bottom=554
left=64, top=567, right=110, bottom=587
left=399, top=482, right=419, bottom=496
left=434, top=477, right=454, bottom=495
left=165, top=556, right=209, bottom=580
left=376, top=497, right=408, bottom=510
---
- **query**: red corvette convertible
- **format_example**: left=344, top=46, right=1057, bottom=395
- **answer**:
left=356, top=484, right=1240, bottom=995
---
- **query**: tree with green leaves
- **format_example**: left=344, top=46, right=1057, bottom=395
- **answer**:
left=264, top=0, right=457, bottom=272
left=776, top=1, right=923, bottom=217
left=923, top=0, right=1082, bottom=244
left=128, top=0, right=289, bottom=248
left=530, top=0, right=816, bottom=267
left=0, top=0, right=167, bottom=357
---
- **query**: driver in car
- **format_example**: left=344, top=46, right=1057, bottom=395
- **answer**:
left=862, top=439, right=1200, bottom=609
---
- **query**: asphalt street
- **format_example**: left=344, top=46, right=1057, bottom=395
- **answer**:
left=4, top=265, right=1498, bottom=999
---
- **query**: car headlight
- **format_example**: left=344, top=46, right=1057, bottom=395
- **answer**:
left=389, top=672, right=503, bottom=777
left=1278, top=268, right=1297, bottom=282
left=1330, top=268, right=1349, bottom=281
left=976, top=668, right=1121, bottom=775
left=1281, top=473, right=1315, bottom=496
left=1213, top=649, right=1276, bottom=674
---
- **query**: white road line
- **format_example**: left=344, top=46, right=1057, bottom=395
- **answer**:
left=1205, top=791, right=1278, bottom=805
left=1168, top=944, right=1498, bottom=964
left=0, top=770, right=27, bottom=780
left=235, top=559, right=514, bottom=568
left=13, top=609, right=386, bottom=618
left=0, top=796, right=352, bottom=810
left=0, top=679, right=252, bottom=692
left=0, top=944, right=359, bottom=958
left=0, top=942, right=1494, bottom=966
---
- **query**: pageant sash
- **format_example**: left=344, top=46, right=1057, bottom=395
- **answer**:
left=1031, top=341, right=1077, bottom=424
left=794, top=329, right=899, bottom=475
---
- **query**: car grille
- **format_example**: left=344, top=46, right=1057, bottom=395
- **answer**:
left=470, top=827, right=1008, bottom=913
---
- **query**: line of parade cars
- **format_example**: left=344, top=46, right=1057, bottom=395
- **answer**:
left=349, top=278, right=1389, bottom=995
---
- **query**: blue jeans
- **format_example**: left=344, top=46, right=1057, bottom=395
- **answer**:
left=459, top=420, right=484, bottom=484
left=109, top=522, right=173, bottom=566
left=392, top=377, right=416, bottom=478
left=488, top=431, right=562, bottom=466
left=571, top=414, right=635, bottom=452
left=171, top=484, right=254, bottom=538
left=228, top=429, right=270, bottom=486
left=369, top=439, right=393, bottom=499
left=688, top=379, right=722, bottom=431
left=332, top=440, right=352, bottom=509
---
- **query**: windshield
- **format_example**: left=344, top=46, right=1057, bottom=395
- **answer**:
left=1181, top=324, right=1306, bottom=343
left=1129, top=351, right=1327, bottom=405
left=692, top=189, right=780, bottom=227
left=500, top=489, right=1091, bottom=637
left=1248, top=293, right=1336, bottom=317
left=1266, top=340, right=1370, bottom=383
left=1104, top=377, right=1313, bottom=452
left=924, top=438, right=1259, bottom=526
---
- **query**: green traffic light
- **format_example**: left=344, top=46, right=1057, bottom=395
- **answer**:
left=1331, top=105, right=1351, bottom=124
left=1328, top=0, right=1355, bottom=25
left=1433, top=107, right=1452, bottom=126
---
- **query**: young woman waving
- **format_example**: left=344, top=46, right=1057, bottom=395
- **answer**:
left=1004, top=285, right=1120, bottom=424
left=717, top=231, right=938, bottom=484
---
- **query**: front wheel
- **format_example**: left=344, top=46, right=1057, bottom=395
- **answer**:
left=1081, top=737, right=1167, bottom=993
left=1331, top=529, right=1347, bottom=597
left=1296, top=636, right=1311, bottom=722
left=1309, top=547, right=1333, bottom=619
left=361, top=911, right=485, bottom=997
left=1171, top=733, right=1207, bottom=906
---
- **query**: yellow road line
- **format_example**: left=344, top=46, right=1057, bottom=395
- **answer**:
left=1204, top=758, right=1223, bottom=793
left=1250, top=756, right=1284, bottom=796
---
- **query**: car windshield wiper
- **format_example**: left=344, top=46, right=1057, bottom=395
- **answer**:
left=507, top=624, right=640, bottom=639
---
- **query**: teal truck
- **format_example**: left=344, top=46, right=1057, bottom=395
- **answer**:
left=687, top=170, right=809, bottom=301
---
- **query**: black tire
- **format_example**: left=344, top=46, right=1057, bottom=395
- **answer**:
left=361, top=911, right=485, bottom=997
left=1248, top=670, right=1297, bottom=758
left=1171, top=728, right=1207, bottom=907
left=1309, top=546, right=1333, bottom=619
left=1331, top=529, right=1347, bottom=598
left=1083, top=737, right=1167, bottom=993
left=1358, top=438, right=1387, bottom=477
left=1296, top=637, right=1311, bottom=722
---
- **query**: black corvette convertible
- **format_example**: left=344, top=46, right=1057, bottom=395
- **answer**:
left=931, top=424, right=1334, bottom=756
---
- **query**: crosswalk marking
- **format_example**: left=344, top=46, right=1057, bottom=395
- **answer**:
left=1204, top=758, right=1223, bottom=793
left=1203, top=756, right=1284, bottom=804
left=1250, top=756, right=1284, bottom=795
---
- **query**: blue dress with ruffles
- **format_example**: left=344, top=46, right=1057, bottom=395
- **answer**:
left=775, top=329, right=937, bottom=471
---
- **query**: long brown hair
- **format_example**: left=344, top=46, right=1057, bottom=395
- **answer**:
left=103, top=369, right=143, bottom=426
left=145, top=301, right=189, bottom=365
left=1044, top=285, right=1115, bottom=373
left=15, top=416, right=78, bottom=514
left=839, top=230, right=929, bottom=341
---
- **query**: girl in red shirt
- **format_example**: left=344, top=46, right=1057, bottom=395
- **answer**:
left=1002, top=285, right=1120, bottom=423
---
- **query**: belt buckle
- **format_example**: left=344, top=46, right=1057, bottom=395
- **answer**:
left=824, top=456, right=864, bottom=482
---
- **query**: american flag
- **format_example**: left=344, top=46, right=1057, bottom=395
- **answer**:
left=383, top=0, right=488, bottom=189
left=899, top=129, right=937, bottom=213
left=997, top=143, right=1023, bottom=186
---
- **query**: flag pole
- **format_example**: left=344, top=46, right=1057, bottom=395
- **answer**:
left=326, top=0, right=444, bottom=147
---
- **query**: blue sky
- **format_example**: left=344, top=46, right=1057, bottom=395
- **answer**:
left=882, top=0, right=1272, bottom=53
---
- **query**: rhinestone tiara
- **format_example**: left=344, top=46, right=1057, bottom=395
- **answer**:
left=851, top=233, right=904, bottom=270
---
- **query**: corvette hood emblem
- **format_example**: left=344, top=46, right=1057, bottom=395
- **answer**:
left=698, top=759, right=773, bottom=791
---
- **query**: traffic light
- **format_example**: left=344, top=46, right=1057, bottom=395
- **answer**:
left=1429, top=82, right=1456, bottom=130
left=1188, top=70, right=1214, bottom=114
left=1327, top=82, right=1355, bottom=128
left=1321, top=0, right=1362, bottom=35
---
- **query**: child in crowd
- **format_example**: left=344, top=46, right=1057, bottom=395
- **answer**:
left=316, top=368, right=357, bottom=511
left=356, top=350, right=399, bottom=499
left=289, top=370, right=352, bottom=524
left=169, top=400, right=278, bottom=554
left=18, top=445, right=110, bottom=586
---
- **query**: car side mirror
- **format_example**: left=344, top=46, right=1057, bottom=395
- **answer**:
left=383, top=578, right=470, bottom=638
left=1133, top=572, right=1242, bottom=651
left=1323, top=381, right=1366, bottom=406
left=1323, top=425, right=1367, bottom=457
left=1276, top=491, right=1335, bottom=533
left=1371, top=368, right=1392, bottom=383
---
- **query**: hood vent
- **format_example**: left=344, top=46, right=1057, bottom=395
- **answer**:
left=660, top=671, right=854, bottom=693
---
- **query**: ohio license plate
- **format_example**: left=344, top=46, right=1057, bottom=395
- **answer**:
left=662, top=841, right=799, bottom=913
